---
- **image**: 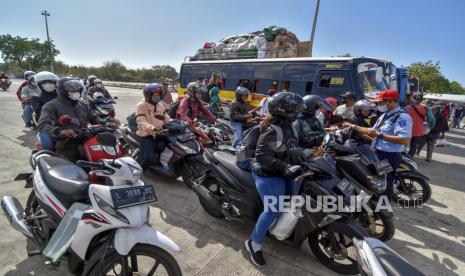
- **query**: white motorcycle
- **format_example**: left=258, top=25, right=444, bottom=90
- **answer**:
left=2, top=132, right=182, bottom=275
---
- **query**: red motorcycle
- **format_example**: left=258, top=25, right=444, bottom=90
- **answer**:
left=189, top=120, right=236, bottom=153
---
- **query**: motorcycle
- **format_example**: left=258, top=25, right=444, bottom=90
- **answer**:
left=192, top=141, right=369, bottom=274
left=190, top=119, right=236, bottom=153
left=0, top=77, right=11, bottom=91
left=2, top=132, right=182, bottom=275
left=120, top=118, right=207, bottom=188
left=392, top=153, right=431, bottom=207
left=89, top=93, right=118, bottom=122
left=353, top=237, right=425, bottom=275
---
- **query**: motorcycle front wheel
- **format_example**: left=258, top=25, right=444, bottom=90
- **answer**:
left=89, top=244, right=182, bottom=276
left=308, top=228, right=359, bottom=275
left=392, top=174, right=431, bottom=207
left=356, top=211, right=395, bottom=242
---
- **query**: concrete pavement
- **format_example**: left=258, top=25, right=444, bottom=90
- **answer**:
left=0, top=79, right=464, bottom=275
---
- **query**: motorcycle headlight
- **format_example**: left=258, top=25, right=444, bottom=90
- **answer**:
left=128, top=164, right=142, bottom=181
left=94, top=194, right=129, bottom=224
left=402, top=156, right=418, bottom=170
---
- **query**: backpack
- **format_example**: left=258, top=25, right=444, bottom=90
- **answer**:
left=127, top=112, right=138, bottom=131
left=236, top=124, right=298, bottom=170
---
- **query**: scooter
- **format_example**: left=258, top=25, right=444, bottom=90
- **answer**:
left=1, top=132, right=182, bottom=275
left=353, top=237, right=425, bottom=275
left=89, top=92, right=118, bottom=122
left=192, top=135, right=369, bottom=274
left=120, top=119, right=207, bottom=188
left=0, top=77, right=11, bottom=91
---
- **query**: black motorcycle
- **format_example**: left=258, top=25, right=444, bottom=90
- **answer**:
left=120, top=119, right=207, bottom=188
left=89, top=94, right=117, bottom=122
left=192, top=145, right=369, bottom=274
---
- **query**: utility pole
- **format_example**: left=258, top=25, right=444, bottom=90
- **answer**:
left=41, top=10, right=54, bottom=73
left=309, top=0, right=320, bottom=57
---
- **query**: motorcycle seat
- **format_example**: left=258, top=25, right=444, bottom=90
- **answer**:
left=212, top=151, right=255, bottom=187
left=373, top=247, right=425, bottom=276
left=38, top=156, right=90, bottom=208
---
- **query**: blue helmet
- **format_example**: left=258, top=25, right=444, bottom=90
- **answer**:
left=143, top=83, right=163, bottom=104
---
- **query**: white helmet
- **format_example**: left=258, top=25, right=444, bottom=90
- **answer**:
left=34, top=71, right=58, bottom=84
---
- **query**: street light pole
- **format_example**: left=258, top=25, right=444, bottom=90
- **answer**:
left=41, top=10, right=54, bottom=73
left=309, top=0, right=320, bottom=57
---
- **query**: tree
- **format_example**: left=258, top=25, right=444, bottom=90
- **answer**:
left=100, top=59, right=127, bottom=81
left=407, top=60, right=464, bottom=94
left=0, top=34, right=59, bottom=70
left=449, top=81, right=465, bottom=94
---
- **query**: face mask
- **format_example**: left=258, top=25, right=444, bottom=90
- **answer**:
left=68, top=92, right=81, bottom=101
left=42, top=83, right=56, bottom=92
left=377, top=104, right=388, bottom=113
left=151, top=95, right=161, bottom=104
left=96, top=84, right=103, bottom=88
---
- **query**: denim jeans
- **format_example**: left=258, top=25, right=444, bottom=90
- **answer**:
left=140, top=136, right=156, bottom=171
left=250, top=173, right=296, bottom=244
left=39, top=132, right=54, bottom=151
left=230, top=121, right=244, bottom=149
left=23, top=105, right=33, bottom=125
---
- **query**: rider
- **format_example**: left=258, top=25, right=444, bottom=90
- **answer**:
left=87, top=78, right=113, bottom=101
left=353, top=99, right=376, bottom=127
left=245, top=92, right=306, bottom=268
left=20, top=75, right=41, bottom=128
left=38, top=77, right=99, bottom=162
left=135, top=83, right=172, bottom=171
left=85, top=75, right=98, bottom=90
left=176, top=82, right=220, bottom=124
left=293, top=95, right=333, bottom=150
left=230, top=86, right=252, bottom=148
left=16, top=70, right=36, bottom=102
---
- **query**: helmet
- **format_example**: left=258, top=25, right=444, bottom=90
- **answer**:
left=93, top=92, right=105, bottom=101
left=94, top=79, right=103, bottom=84
left=34, top=71, right=58, bottom=84
left=187, top=82, right=202, bottom=99
left=23, top=70, right=36, bottom=79
left=57, top=77, right=84, bottom=94
left=268, top=92, right=306, bottom=119
left=353, top=100, right=375, bottom=115
left=27, top=75, right=36, bottom=86
left=236, top=87, right=250, bottom=96
left=143, top=83, right=163, bottom=104
left=87, top=75, right=97, bottom=85
left=302, top=95, right=334, bottom=116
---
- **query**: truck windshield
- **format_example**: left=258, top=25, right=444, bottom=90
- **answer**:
left=357, top=63, right=388, bottom=95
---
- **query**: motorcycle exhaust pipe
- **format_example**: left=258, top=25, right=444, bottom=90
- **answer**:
left=191, top=183, right=221, bottom=211
left=1, top=196, right=33, bottom=238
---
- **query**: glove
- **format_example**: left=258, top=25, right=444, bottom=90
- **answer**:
left=284, top=165, right=303, bottom=178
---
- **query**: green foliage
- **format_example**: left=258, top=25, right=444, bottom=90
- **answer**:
left=407, top=60, right=464, bottom=94
left=0, top=34, right=59, bottom=70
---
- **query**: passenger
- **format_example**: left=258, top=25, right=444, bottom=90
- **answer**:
left=351, top=99, right=377, bottom=143
left=135, top=83, right=172, bottom=171
left=161, top=81, right=174, bottom=109
left=343, top=90, right=412, bottom=200
left=209, top=86, right=221, bottom=116
left=16, top=70, right=36, bottom=103
left=230, top=87, right=252, bottom=148
left=38, top=77, right=99, bottom=162
left=258, top=89, right=276, bottom=117
left=20, top=75, right=41, bottom=128
left=334, top=91, right=357, bottom=122
left=245, top=92, right=306, bottom=268
left=322, top=96, right=338, bottom=127
left=176, top=82, right=220, bottom=124
left=85, top=75, right=98, bottom=90
left=87, top=79, right=113, bottom=101
left=294, top=95, right=332, bottom=149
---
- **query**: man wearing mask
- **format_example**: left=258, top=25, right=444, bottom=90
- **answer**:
left=86, top=79, right=113, bottom=101
left=176, top=82, right=220, bottom=124
left=21, top=75, right=41, bottom=128
left=344, top=90, right=412, bottom=200
left=38, top=77, right=100, bottom=162
left=334, top=91, right=357, bottom=121
left=16, top=71, right=35, bottom=102
left=230, top=87, right=253, bottom=148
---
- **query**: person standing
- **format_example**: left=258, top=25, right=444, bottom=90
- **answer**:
left=230, top=87, right=252, bottom=148
left=245, top=92, right=305, bottom=267
left=344, top=90, right=412, bottom=200
left=334, top=91, right=357, bottom=122
left=258, top=89, right=276, bottom=117
left=406, top=93, right=435, bottom=156
left=451, top=104, right=463, bottom=128
left=418, top=106, right=447, bottom=162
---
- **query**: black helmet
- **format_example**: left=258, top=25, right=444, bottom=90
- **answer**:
left=87, top=75, right=97, bottom=85
left=268, top=92, right=306, bottom=119
left=57, top=77, right=84, bottom=99
left=302, top=95, right=334, bottom=116
left=24, top=70, right=36, bottom=80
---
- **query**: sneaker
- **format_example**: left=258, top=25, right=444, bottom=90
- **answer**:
left=245, top=240, right=266, bottom=267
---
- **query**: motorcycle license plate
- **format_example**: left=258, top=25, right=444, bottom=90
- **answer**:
left=337, top=178, right=354, bottom=197
left=374, top=159, right=393, bottom=175
left=177, top=133, right=193, bottom=142
left=111, top=185, right=157, bottom=209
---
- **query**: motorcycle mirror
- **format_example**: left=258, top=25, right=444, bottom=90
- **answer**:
left=96, top=132, right=118, bottom=148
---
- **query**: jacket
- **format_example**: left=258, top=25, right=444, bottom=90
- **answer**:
left=406, top=104, right=435, bottom=137
left=135, top=100, right=171, bottom=137
left=87, top=86, right=113, bottom=100
left=253, top=124, right=299, bottom=177
left=31, top=90, right=58, bottom=118
left=230, top=99, right=249, bottom=122
left=176, top=96, right=216, bottom=123
left=293, top=116, right=325, bottom=149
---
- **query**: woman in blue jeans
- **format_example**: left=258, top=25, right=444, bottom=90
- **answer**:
left=245, top=92, right=305, bottom=267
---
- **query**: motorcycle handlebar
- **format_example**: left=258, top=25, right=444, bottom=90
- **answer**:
left=76, top=160, right=109, bottom=171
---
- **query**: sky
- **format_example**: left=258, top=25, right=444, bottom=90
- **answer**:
left=1, top=0, right=464, bottom=85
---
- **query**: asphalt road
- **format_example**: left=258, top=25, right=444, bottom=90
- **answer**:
left=0, top=79, right=464, bottom=275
